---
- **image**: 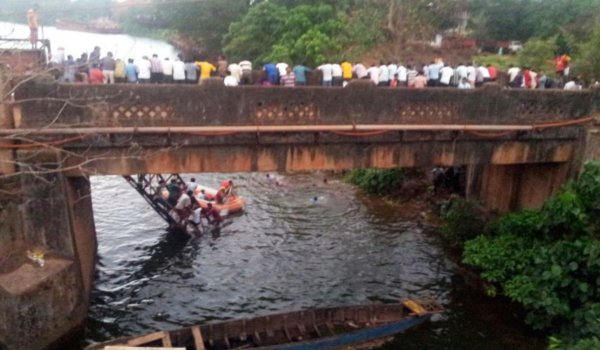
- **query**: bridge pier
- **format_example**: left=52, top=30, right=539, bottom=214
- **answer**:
left=0, top=169, right=96, bottom=349
left=466, top=162, right=569, bottom=213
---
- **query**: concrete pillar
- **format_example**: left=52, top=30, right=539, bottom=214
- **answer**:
left=467, top=162, right=569, bottom=213
left=0, top=172, right=96, bottom=350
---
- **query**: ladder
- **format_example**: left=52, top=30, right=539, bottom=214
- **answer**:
left=122, top=174, right=188, bottom=231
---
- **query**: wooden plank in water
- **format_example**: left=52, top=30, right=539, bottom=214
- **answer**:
left=191, top=326, right=206, bottom=350
left=127, top=331, right=169, bottom=346
left=402, top=299, right=427, bottom=316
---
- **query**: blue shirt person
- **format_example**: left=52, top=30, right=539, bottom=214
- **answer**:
left=293, top=65, right=311, bottom=85
left=125, top=58, right=139, bottom=83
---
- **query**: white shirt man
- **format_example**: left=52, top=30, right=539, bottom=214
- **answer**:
left=224, top=75, right=239, bottom=86
left=564, top=80, right=581, bottom=90
left=228, top=63, right=242, bottom=83
left=276, top=62, right=288, bottom=77
left=138, top=57, right=151, bottom=80
left=162, top=58, right=174, bottom=76
left=331, top=63, right=343, bottom=86
left=440, top=65, right=454, bottom=86
left=508, top=66, right=521, bottom=83
left=352, top=63, right=368, bottom=79
left=239, top=60, right=252, bottom=72
left=331, top=63, right=342, bottom=79
left=466, top=65, right=477, bottom=85
left=456, top=64, right=467, bottom=79
left=378, top=64, right=389, bottom=86
left=397, top=65, right=407, bottom=84
left=387, top=63, right=398, bottom=79
left=367, top=65, right=380, bottom=85
left=317, top=63, right=333, bottom=86
left=173, top=58, right=186, bottom=82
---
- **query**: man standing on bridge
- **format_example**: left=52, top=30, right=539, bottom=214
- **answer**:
left=27, top=4, right=39, bottom=49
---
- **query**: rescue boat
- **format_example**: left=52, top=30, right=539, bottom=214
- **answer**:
left=193, top=185, right=245, bottom=216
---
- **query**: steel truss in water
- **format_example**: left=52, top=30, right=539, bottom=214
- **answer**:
left=123, top=174, right=195, bottom=234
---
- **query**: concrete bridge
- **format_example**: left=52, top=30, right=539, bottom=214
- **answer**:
left=1, top=77, right=599, bottom=349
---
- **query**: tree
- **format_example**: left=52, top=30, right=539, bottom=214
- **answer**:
left=222, top=2, right=287, bottom=64
left=574, top=24, right=600, bottom=83
left=223, top=3, right=348, bottom=66
left=517, top=37, right=556, bottom=72
left=154, top=0, right=249, bottom=58
left=469, top=0, right=600, bottom=42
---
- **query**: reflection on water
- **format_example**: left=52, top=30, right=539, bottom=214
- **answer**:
left=65, top=173, right=544, bottom=349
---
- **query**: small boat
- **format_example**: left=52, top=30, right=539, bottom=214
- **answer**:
left=85, top=299, right=441, bottom=350
left=55, top=18, right=123, bottom=34
left=194, top=185, right=245, bottom=216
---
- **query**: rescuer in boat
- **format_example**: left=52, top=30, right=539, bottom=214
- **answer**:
left=197, top=188, right=214, bottom=201
left=216, top=180, right=234, bottom=204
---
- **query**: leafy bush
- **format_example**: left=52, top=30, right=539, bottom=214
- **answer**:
left=518, top=37, right=557, bottom=73
left=439, top=198, right=486, bottom=248
left=463, top=162, right=600, bottom=341
left=574, top=24, right=600, bottom=83
left=463, top=233, right=535, bottom=283
left=344, top=168, right=403, bottom=197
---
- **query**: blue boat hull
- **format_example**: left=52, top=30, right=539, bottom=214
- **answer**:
left=256, top=314, right=431, bottom=350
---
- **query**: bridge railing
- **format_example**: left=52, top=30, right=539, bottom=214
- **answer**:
left=12, top=79, right=596, bottom=131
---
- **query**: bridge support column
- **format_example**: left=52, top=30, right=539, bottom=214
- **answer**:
left=467, top=162, right=569, bottom=213
left=0, top=170, right=96, bottom=349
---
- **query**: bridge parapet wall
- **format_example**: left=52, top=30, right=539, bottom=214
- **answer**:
left=13, top=80, right=594, bottom=129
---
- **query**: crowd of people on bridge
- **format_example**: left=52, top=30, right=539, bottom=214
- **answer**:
left=50, top=45, right=586, bottom=90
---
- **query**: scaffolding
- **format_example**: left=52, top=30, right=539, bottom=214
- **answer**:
left=123, top=174, right=199, bottom=234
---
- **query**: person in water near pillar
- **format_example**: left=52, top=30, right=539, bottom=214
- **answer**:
left=201, top=202, right=222, bottom=226
left=174, top=190, right=192, bottom=222
left=166, top=179, right=180, bottom=206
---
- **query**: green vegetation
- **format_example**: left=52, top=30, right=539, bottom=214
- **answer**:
left=462, top=162, right=600, bottom=348
left=517, top=38, right=557, bottom=73
left=344, top=168, right=404, bottom=197
left=469, top=0, right=600, bottom=42
left=223, top=3, right=346, bottom=66
left=472, top=54, right=519, bottom=71
left=439, top=198, right=486, bottom=248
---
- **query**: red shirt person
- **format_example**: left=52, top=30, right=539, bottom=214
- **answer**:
left=89, top=65, right=104, bottom=84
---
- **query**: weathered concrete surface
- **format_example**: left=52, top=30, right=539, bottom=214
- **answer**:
left=14, top=80, right=593, bottom=129
left=0, top=172, right=96, bottom=350
left=33, top=139, right=577, bottom=176
left=0, top=49, right=46, bottom=76
left=8, top=80, right=591, bottom=177
left=470, top=163, right=570, bottom=212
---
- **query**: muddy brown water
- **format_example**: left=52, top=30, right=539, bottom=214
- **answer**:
left=62, top=173, right=545, bottom=349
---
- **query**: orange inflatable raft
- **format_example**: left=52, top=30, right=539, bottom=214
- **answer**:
left=193, top=185, right=245, bottom=216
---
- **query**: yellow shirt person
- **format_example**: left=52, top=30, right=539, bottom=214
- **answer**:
left=195, top=61, right=216, bottom=81
left=341, top=61, right=353, bottom=80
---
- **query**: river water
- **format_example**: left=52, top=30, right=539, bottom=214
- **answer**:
left=59, top=173, right=545, bottom=350
left=0, top=21, right=544, bottom=350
